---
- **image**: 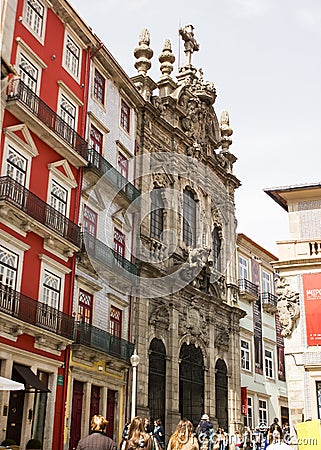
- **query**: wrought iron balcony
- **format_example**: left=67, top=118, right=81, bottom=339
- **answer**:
left=0, top=283, right=74, bottom=339
left=6, top=79, right=88, bottom=166
left=74, top=321, right=134, bottom=363
left=0, top=176, right=81, bottom=247
left=261, top=291, right=278, bottom=313
left=80, top=231, right=137, bottom=277
left=238, top=278, right=259, bottom=301
left=86, top=147, right=140, bottom=203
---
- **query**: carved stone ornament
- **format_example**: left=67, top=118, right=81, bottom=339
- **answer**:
left=180, top=247, right=211, bottom=287
left=134, top=28, right=153, bottom=76
left=179, top=92, right=220, bottom=153
left=179, top=302, right=209, bottom=345
left=214, top=329, right=230, bottom=353
left=149, top=302, right=170, bottom=330
left=275, top=277, right=300, bottom=337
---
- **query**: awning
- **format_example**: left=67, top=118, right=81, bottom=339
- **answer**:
left=0, top=376, right=25, bottom=391
left=13, top=364, right=51, bottom=393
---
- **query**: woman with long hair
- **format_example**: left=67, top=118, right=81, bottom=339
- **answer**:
left=167, top=419, right=199, bottom=450
left=125, top=416, right=153, bottom=450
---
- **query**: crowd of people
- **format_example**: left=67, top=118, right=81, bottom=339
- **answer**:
left=75, top=414, right=293, bottom=450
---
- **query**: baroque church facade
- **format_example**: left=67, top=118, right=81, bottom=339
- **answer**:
left=129, top=26, right=245, bottom=435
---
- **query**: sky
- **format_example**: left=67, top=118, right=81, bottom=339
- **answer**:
left=70, top=0, right=321, bottom=256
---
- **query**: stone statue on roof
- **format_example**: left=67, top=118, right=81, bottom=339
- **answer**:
left=179, top=24, right=199, bottom=67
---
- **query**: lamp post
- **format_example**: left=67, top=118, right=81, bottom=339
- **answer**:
left=130, top=348, right=140, bottom=420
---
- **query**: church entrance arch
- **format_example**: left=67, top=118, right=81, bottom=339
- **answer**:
left=215, top=358, right=228, bottom=431
left=148, top=338, right=166, bottom=425
left=179, top=342, right=204, bottom=426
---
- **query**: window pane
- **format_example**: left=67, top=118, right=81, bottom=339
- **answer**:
left=65, top=34, right=80, bottom=77
left=43, top=270, right=61, bottom=309
left=150, top=189, right=164, bottom=239
left=25, top=0, right=44, bottom=36
left=0, top=246, right=19, bottom=289
left=117, top=153, right=128, bottom=179
left=110, top=306, right=122, bottom=338
left=50, top=180, right=67, bottom=215
left=183, top=189, right=196, bottom=247
left=120, top=100, right=130, bottom=132
left=90, top=125, right=103, bottom=154
left=19, top=53, right=38, bottom=92
left=94, top=69, right=105, bottom=104
left=6, top=146, right=28, bottom=185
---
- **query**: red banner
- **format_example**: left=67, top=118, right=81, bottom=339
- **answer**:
left=241, top=387, right=248, bottom=415
left=302, top=273, right=321, bottom=346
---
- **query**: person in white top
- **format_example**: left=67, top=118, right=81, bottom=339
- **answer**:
left=266, top=425, right=292, bottom=450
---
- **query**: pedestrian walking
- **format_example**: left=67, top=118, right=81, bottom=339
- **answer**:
left=266, top=425, right=292, bottom=450
left=153, top=419, right=165, bottom=449
left=125, top=416, right=154, bottom=450
left=167, top=419, right=199, bottom=450
left=195, top=414, right=214, bottom=450
left=76, top=414, right=117, bottom=450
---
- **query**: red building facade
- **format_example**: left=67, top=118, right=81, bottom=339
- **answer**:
left=0, top=0, right=90, bottom=448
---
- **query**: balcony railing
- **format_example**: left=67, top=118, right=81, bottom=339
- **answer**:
left=0, top=176, right=81, bottom=247
left=86, top=147, right=140, bottom=203
left=0, top=283, right=74, bottom=339
left=238, top=278, right=259, bottom=299
left=7, top=79, right=88, bottom=159
left=74, top=321, right=134, bottom=362
left=81, top=231, right=137, bottom=276
left=261, top=291, right=278, bottom=312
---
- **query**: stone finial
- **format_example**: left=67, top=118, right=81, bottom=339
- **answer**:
left=179, top=24, right=199, bottom=67
left=134, top=28, right=153, bottom=76
left=159, top=39, right=175, bottom=79
left=220, top=111, right=233, bottom=151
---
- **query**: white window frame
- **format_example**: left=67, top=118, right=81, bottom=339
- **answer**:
left=15, top=39, right=46, bottom=95
left=42, top=269, right=61, bottom=309
left=22, top=0, right=47, bottom=43
left=239, top=255, right=248, bottom=280
left=244, top=396, right=253, bottom=429
left=0, top=245, right=19, bottom=290
left=1, top=135, right=35, bottom=188
left=5, top=145, right=28, bottom=186
left=38, top=254, right=70, bottom=312
left=58, top=91, right=77, bottom=130
left=262, top=270, right=271, bottom=293
left=258, top=398, right=268, bottom=427
left=241, top=339, right=251, bottom=372
left=265, top=348, right=274, bottom=379
left=0, top=230, right=30, bottom=293
left=47, top=173, right=71, bottom=219
left=62, top=30, right=82, bottom=82
left=49, top=179, right=68, bottom=216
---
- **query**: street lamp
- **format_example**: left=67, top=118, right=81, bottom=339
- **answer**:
left=130, top=348, right=140, bottom=420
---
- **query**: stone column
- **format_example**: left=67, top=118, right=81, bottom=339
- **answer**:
left=166, top=303, right=181, bottom=437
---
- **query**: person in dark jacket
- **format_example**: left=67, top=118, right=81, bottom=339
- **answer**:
left=153, top=419, right=165, bottom=449
left=76, top=415, right=117, bottom=450
left=195, top=414, right=214, bottom=450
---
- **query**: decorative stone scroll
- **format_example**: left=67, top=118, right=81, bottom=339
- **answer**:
left=275, top=277, right=300, bottom=337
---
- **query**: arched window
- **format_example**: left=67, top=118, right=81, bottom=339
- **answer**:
left=150, top=188, right=164, bottom=239
left=148, top=338, right=166, bottom=426
left=183, top=188, right=196, bottom=247
left=179, top=343, right=204, bottom=426
left=212, top=226, right=222, bottom=271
